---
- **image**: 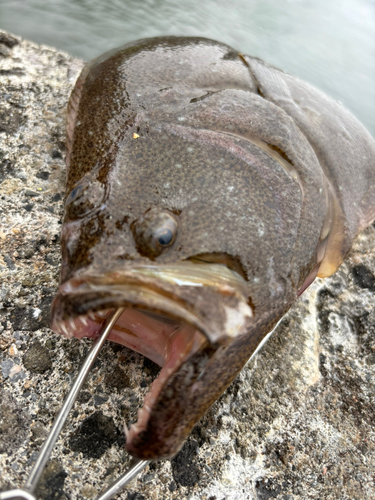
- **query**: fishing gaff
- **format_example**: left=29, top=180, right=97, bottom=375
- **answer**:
left=0, top=307, right=150, bottom=500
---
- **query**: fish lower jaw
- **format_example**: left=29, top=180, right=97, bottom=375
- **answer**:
left=52, top=306, right=207, bottom=455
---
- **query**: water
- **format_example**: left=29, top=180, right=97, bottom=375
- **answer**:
left=0, top=0, right=374, bottom=136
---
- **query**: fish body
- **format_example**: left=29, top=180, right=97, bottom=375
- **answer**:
left=51, top=37, right=375, bottom=459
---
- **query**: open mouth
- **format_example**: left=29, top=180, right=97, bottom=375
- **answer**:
left=51, top=262, right=253, bottom=458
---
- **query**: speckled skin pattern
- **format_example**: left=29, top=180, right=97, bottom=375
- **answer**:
left=54, top=37, right=375, bottom=458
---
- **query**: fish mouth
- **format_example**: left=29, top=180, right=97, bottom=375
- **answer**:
left=51, top=261, right=253, bottom=459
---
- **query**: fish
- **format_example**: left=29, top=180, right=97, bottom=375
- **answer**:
left=51, top=36, right=375, bottom=460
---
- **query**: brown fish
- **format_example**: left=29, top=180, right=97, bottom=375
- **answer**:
left=51, top=36, right=375, bottom=460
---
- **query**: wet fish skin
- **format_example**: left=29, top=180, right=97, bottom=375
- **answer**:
left=54, top=37, right=375, bottom=459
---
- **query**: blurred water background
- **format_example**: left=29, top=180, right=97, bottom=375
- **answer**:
left=0, top=0, right=374, bottom=136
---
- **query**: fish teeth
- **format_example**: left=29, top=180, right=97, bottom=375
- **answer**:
left=80, top=316, right=89, bottom=327
left=60, top=323, right=69, bottom=336
left=69, top=319, right=76, bottom=331
left=124, top=424, right=129, bottom=439
left=130, top=423, right=140, bottom=433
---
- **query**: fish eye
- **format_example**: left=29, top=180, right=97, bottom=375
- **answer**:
left=132, top=210, right=178, bottom=258
left=156, top=228, right=174, bottom=246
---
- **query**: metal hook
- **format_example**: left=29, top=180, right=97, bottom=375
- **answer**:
left=0, top=307, right=150, bottom=500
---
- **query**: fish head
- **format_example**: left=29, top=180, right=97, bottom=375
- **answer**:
left=52, top=37, right=328, bottom=458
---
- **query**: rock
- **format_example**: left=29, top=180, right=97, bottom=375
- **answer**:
left=0, top=389, right=31, bottom=454
left=104, top=364, right=131, bottom=391
left=0, top=29, right=374, bottom=500
left=69, top=411, right=125, bottom=459
left=34, top=459, right=68, bottom=500
left=0, top=32, right=19, bottom=48
left=127, top=493, right=146, bottom=500
left=30, top=421, right=49, bottom=444
left=171, top=440, right=200, bottom=487
left=80, top=485, right=98, bottom=498
left=23, top=340, right=52, bottom=373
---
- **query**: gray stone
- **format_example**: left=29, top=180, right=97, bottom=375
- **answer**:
left=0, top=29, right=375, bottom=500
left=24, top=189, right=42, bottom=197
left=34, top=459, right=68, bottom=500
left=0, top=389, right=31, bottom=454
left=1, top=359, right=14, bottom=378
left=68, top=411, right=124, bottom=459
left=23, top=340, right=52, bottom=373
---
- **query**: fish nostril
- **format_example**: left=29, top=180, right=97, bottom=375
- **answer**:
left=131, top=209, right=179, bottom=258
left=65, top=179, right=106, bottom=220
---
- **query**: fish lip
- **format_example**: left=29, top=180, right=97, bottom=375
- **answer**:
left=52, top=263, right=253, bottom=348
left=52, top=279, right=213, bottom=345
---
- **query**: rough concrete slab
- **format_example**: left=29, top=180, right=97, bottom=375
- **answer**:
left=0, top=30, right=374, bottom=500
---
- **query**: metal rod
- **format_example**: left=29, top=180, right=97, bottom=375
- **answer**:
left=96, top=459, right=150, bottom=500
left=24, top=307, right=126, bottom=493
left=0, top=489, right=37, bottom=500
